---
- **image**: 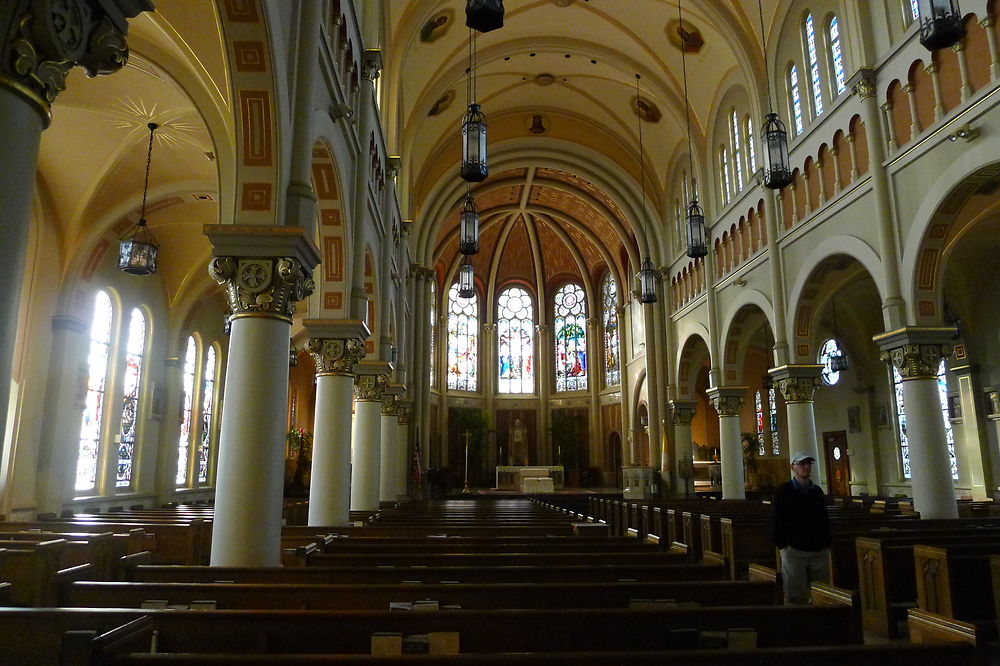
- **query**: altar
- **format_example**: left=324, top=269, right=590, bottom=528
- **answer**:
left=496, top=466, right=564, bottom=492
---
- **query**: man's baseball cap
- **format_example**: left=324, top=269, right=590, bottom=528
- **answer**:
left=790, top=451, right=816, bottom=464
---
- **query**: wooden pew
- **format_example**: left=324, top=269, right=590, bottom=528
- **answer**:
left=1, top=520, right=202, bottom=565
left=299, top=550, right=688, bottom=568
left=908, top=608, right=988, bottom=663
left=913, top=542, right=1000, bottom=625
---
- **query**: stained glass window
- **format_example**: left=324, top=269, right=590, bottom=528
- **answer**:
left=937, top=359, right=959, bottom=479
left=447, top=283, right=478, bottom=391
left=755, top=390, right=766, bottom=456
left=429, top=281, right=436, bottom=388
left=819, top=338, right=844, bottom=386
left=554, top=282, right=588, bottom=391
left=197, top=346, right=216, bottom=484
left=893, top=366, right=910, bottom=478
left=745, top=115, right=758, bottom=173
left=731, top=110, right=745, bottom=187
left=789, top=65, right=804, bottom=135
left=602, top=274, right=621, bottom=387
left=176, top=336, right=198, bottom=486
left=76, top=290, right=114, bottom=492
left=805, top=14, right=824, bottom=115
left=116, top=308, right=146, bottom=489
left=769, top=387, right=780, bottom=455
left=720, top=146, right=732, bottom=204
left=910, top=0, right=919, bottom=21
left=828, top=16, right=847, bottom=96
left=497, top=286, right=534, bottom=394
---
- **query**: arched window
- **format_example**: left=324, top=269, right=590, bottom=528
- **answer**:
left=755, top=390, right=766, bottom=456
left=888, top=363, right=956, bottom=479
left=768, top=386, right=780, bottom=455
left=197, top=345, right=217, bottom=484
left=76, top=290, right=115, bottom=492
left=429, top=281, right=436, bottom=388
left=602, top=274, right=621, bottom=387
left=828, top=15, right=847, bottom=96
left=176, top=336, right=198, bottom=486
left=788, top=64, right=804, bottom=135
left=818, top=338, right=844, bottom=385
left=447, top=283, right=478, bottom=391
left=554, top=282, right=588, bottom=391
left=720, top=146, right=732, bottom=204
left=116, top=308, right=146, bottom=489
left=745, top=115, right=758, bottom=173
left=674, top=198, right=683, bottom=253
left=936, top=359, right=958, bottom=479
left=805, top=13, right=824, bottom=115
left=497, top=286, right=534, bottom=394
left=731, top=109, right=745, bottom=188
left=909, top=0, right=919, bottom=22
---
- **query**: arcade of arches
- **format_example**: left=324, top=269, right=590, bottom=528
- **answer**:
left=2, top=0, right=1000, bottom=563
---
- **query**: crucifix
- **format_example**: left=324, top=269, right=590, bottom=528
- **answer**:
left=462, top=429, right=472, bottom=494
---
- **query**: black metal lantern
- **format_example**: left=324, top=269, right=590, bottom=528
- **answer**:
left=459, top=193, right=480, bottom=254
left=458, top=257, right=475, bottom=298
left=461, top=103, right=488, bottom=182
left=465, top=0, right=504, bottom=32
left=830, top=351, right=849, bottom=373
left=760, top=113, right=793, bottom=190
left=918, top=0, right=965, bottom=50
left=686, top=199, right=708, bottom=259
left=118, top=122, right=160, bottom=275
left=636, top=257, right=657, bottom=304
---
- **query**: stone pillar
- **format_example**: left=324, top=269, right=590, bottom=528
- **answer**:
left=670, top=400, right=697, bottom=497
left=770, top=365, right=826, bottom=487
left=205, top=228, right=318, bottom=567
left=396, top=402, right=412, bottom=500
left=951, top=364, right=990, bottom=500
left=875, top=328, right=958, bottom=519
left=852, top=70, right=905, bottom=328
left=379, top=383, right=404, bottom=503
left=707, top=387, right=747, bottom=500
left=980, top=16, right=1000, bottom=81
left=304, top=320, right=368, bottom=526
left=0, top=0, right=151, bottom=450
left=764, top=191, right=789, bottom=365
left=351, top=360, right=390, bottom=512
left=349, top=49, right=382, bottom=319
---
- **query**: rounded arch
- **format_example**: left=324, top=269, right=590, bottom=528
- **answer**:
left=675, top=329, right=711, bottom=399
left=310, top=138, right=351, bottom=319
left=718, top=289, right=776, bottom=369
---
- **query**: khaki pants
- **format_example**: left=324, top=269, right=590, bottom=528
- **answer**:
left=780, top=546, right=830, bottom=604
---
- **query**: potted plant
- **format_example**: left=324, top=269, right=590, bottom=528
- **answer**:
left=741, top=432, right=762, bottom=489
left=286, top=427, right=313, bottom=493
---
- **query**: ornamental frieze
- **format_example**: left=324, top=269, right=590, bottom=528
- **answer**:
left=210, top=256, right=314, bottom=322
left=307, top=336, right=365, bottom=375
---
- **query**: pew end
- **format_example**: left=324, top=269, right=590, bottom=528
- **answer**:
left=811, top=581, right=862, bottom=644
left=747, top=564, right=782, bottom=605
left=907, top=608, right=990, bottom=666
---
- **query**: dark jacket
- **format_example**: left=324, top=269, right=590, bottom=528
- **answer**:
left=770, top=479, right=831, bottom=551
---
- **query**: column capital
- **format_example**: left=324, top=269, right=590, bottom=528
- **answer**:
left=984, top=388, right=1000, bottom=420
left=952, top=38, right=967, bottom=53
left=769, top=364, right=825, bottom=403
left=874, top=327, right=956, bottom=380
left=483, top=322, right=496, bottom=333
left=925, top=62, right=940, bottom=74
left=354, top=360, right=391, bottom=401
left=669, top=400, right=698, bottom=426
left=382, top=383, right=406, bottom=416
left=849, top=68, right=876, bottom=101
left=0, top=0, right=152, bottom=125
left=397, top=400, right=414, bottom=425
left=304, top=320, right=370, bottom=375
left=706, top=386, right=747, bottom=417
left=209, top=256, right=314, bottom=323
left=362, top=48, right=382, bottom=82
left=901, top=83, right=914, bottom=94
left=980, top=16, right=995, bottom=29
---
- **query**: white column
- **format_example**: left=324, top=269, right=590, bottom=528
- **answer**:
left=211, top=316, right=291, bottom=566
left=304, top=323, right=368, bottom=526
left=707, top=387, right=747, bottom=500
left=771, top=365, right=826, bottom=487
left=396, top=403, right=411, bottom=500
left=351, top=361, right=390, bottom=512
left=876, top=329, right=958, bottom=519
left=378, top=384, right=404, bottom=503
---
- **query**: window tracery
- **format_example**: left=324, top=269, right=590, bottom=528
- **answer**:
left=497, top=286, right=534, bottom=394
left=554, top=282, right=588, bottom=391
left=447, top=283, right=478, bottom=391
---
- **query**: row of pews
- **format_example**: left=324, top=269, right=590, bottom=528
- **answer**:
left=557, top=494, right=1000, bottom=657
left=0, top=497, right=983, bottom=663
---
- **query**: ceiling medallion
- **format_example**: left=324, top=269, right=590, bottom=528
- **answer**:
left=534, top=73, right=555, bottom=86
left=666, top=18, right=704, bottom=53
left=632, top=95, right=662, bottom=123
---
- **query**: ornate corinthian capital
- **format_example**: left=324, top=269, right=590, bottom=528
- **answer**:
left=210, top=256, right=315, bottom=322
left=874, top=327, right=956, bottom=381
left=706, top=387, right=747, bottom=417
left=851, top=69, right=876, bottom=101
left=1, top=0, right=151, bottom=122
left=669, top=400, right=698, bottom=426
left=307, top=337, right=365, bottom=375
left=355, top=372, right=387, bottom=401
left=769, top=365, right=824, bottom=403
left=381, top=393, right=399, bottom=417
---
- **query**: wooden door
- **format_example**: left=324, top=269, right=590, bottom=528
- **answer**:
left=822, top=430, right=850, bottom=497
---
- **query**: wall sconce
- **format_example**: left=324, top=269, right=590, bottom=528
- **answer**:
left=731, top=277, right=747, bottom=287
left=947, top=124, right=979, bottom=142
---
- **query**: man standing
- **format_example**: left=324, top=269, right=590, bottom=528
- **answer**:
left=770, top=451, right=831, bottom=604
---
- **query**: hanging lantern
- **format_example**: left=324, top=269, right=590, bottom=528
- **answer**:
left=760, top=113, right=793, bottom=190
left=685, top=199, right=708, bottom=259
left=636, top=257, right=657, bottom=304
left=118, top=122, right=161, bottom=275
left=917, top=0, right=965, bottom=50
left=458, top=258, right=475, bottom=298
left=465, top=0, right=504, bottom=32
left=830, top=350, right=849, bottom=372
left=461, top=103, right=488, bottom=182
left=459, top=194, right=480, bottom=254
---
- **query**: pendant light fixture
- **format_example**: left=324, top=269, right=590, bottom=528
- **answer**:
left=465, top=0, right=504, bottom=33
left=756, top=0, right=793, bottom=190
left=459, top=188, right=480, bottom=255
left=829, top=292, right=849, bottom=372
left=678, top=2, right=707, bottom=259
left=461, top=27, right=488, bottom=182
left=118, top=122, right=161, bottom=275
left=458, top=255, right=475, bottom=299
left=917, top=0, right=965, bottom=50
left=633, top=73, right=658, bottom=304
